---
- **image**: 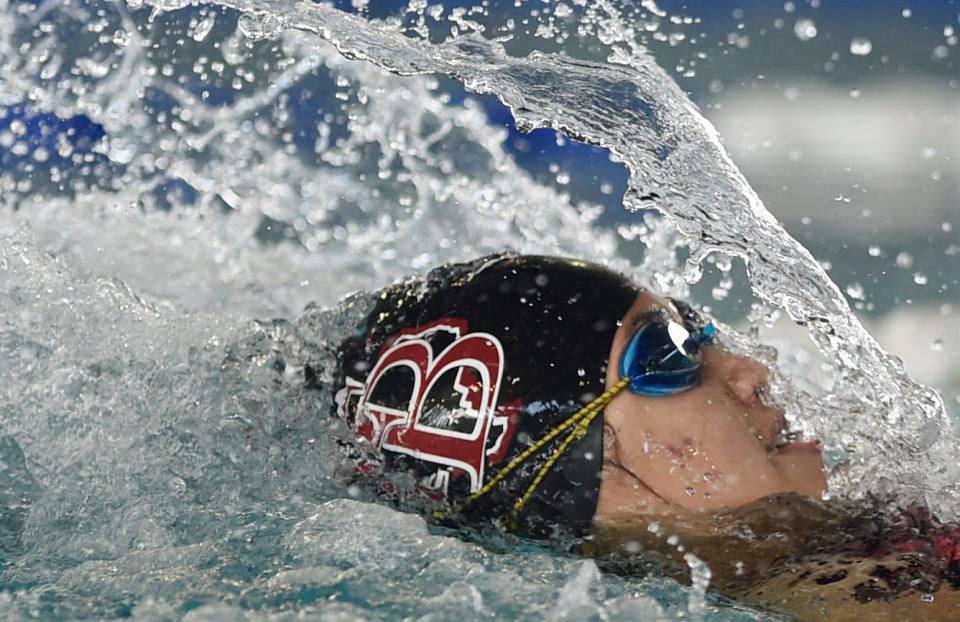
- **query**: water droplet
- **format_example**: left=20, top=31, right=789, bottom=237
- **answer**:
left=868, top=245, right=882, bottom=257
left=850, top=38, right=872, bottom=55
left=554, top=2, right=573, bottom=18
left=901, top=8, right=912, bottom=18
left=126, top=0, right=143, bottom=9
left=896, top=252, right=914, bottom=269
left=624, top=540, right=642, bottom=554
left=112, top=30, right=131, bottom=46
left=931, top=339, right=944, bottom=352
left=192, top=14, right=216, bottom=42
left=685, top=487, right=695, bottom=497
left=913, top=272, right=928, bottom=285
left=794, top=18, right=817, bottom=42
left=845, top=282, right=865, bottom=300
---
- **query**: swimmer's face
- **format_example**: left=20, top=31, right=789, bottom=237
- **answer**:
left=594, top=292, right=827, bottom=523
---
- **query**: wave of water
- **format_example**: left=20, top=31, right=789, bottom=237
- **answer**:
left=0, top=0, right=957, bottom=619
left=155, top=0, right=955, bottom=510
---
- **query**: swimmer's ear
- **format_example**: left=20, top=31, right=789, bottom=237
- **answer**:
left=603, top=421, right=621, bottom=466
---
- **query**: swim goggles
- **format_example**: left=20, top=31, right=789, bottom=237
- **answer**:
left=619, top=299, right=717, bottom=397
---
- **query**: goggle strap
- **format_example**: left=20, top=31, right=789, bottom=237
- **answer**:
left=505, top=407, right=602, bottom=527
left=433, top=376, right=632, bottom=525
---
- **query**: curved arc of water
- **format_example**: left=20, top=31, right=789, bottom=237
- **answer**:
left=137, top=0, right=951, bottom=509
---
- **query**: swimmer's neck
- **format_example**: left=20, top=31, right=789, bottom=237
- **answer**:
left=588, top=494, right=840, bottom=587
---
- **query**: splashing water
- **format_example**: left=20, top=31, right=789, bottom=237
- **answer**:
left=180, top=0, right=953, bottom=510
left=0, top=0, right=957, bottom=619
left=1, top=227, right=759, bottom=619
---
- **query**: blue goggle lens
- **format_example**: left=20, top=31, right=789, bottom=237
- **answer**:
left=618, top=316, right=716, bottom=397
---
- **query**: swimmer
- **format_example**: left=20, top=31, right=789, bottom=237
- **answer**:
left=331, top=254, right=960, bottom=621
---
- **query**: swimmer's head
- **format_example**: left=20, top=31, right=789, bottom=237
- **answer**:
left=333, top=254, right=826, bottom=539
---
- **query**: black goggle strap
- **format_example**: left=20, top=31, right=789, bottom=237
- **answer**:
left=431, top=375, right=633, bottom=528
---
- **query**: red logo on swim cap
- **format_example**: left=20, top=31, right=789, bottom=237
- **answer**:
left=336, top=319, right=515, bottom=493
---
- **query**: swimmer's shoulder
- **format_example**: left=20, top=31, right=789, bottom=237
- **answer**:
left=737, top=552, right=960, bottom=622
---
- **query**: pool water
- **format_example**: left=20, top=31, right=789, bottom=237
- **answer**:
left=1, top=1, right=958, bottom=619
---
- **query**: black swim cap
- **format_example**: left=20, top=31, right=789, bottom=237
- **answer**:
left=333, top=254, right=639, bottom=538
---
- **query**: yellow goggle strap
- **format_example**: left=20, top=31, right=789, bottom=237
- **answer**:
left=432, top=375, right=632, bottom=525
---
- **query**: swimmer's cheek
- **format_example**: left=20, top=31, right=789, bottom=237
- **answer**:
left=637, top=439, right=792, bottom=512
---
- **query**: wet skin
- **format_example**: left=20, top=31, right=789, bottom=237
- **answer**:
left=594, top=291, right=828, bottom=523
